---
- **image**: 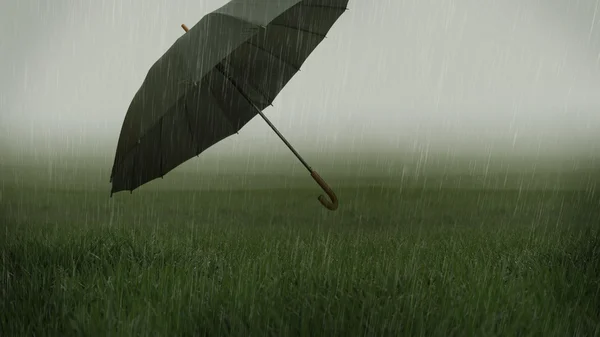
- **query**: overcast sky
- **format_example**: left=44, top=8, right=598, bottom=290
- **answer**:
left=1, top=0, right=599, bottom=160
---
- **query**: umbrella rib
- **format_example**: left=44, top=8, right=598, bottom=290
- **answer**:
left=222, top=57, right=274, bottom=104
left=267, top=23, right=326, bottom=38
left=244, top=40, right=301, bottom=72
left=205, top=75, right=240, bottom=133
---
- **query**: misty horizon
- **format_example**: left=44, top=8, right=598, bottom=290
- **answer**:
left=1, top=0, right=599, bottom=164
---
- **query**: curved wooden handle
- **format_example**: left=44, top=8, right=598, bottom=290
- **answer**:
left=311, top=170, right=339, bottom=211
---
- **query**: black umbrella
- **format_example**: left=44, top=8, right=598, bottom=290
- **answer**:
left=110, top=0, right=349, bottom=211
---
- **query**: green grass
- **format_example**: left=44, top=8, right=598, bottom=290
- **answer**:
left=1, top=162, right=599, bottom=336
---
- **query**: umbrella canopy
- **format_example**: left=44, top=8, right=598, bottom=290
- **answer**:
left=110, top=0, right=348, bottom=210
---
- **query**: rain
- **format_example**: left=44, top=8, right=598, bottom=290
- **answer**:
left=1, top=0, right=599, bottom=335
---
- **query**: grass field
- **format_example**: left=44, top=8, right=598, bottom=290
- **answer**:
left=1, top=157, right=599, bottom=336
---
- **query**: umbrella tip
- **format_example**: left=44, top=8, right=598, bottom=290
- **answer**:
left=181, top=24, right=189, bottom=32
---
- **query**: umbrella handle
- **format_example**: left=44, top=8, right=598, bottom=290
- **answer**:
left=310, top=170, right=339, bottom=211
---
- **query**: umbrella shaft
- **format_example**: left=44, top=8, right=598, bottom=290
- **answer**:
left=255, top=109, right=312, bottom=173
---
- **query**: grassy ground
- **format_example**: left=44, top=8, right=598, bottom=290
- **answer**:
left=1, top=160, right=599, bottom=336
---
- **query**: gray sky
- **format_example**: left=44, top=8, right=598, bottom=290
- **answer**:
left=1, top=0, right=599, bottom=160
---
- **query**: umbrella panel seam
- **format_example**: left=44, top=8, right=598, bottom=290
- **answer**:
left=205, top=75, right=241, bottom=134
left=268, top=23, right=326, bottom=38
left=221, top=57, right=274, bottom=104
left=243, top=40, right=301, bottom=72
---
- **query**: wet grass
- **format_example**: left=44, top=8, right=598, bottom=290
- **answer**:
left=1, top=166, right=599, bottom=336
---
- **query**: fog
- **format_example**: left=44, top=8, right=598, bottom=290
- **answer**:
left=1, top=0, right=600, bottom=165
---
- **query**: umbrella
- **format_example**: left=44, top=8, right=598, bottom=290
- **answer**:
left=110, top=0, right=349, bottom=211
